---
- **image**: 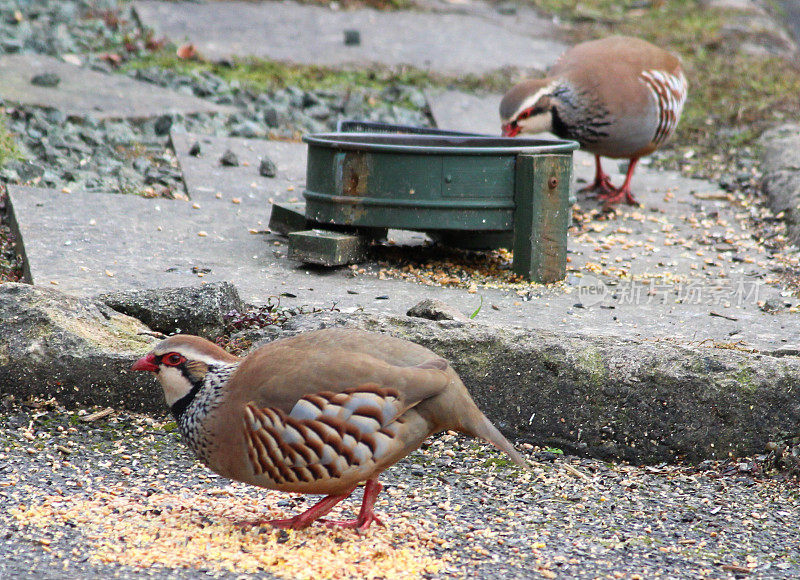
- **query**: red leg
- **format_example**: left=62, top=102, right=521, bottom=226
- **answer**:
left=579, top=154, right=615, bottom=195
left=322, top=478, right=385, bottom=533
left=268, top=486, right=357, bottom=530
left=599, top=158, right=641, bottom=207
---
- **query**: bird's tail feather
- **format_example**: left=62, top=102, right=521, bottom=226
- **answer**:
left=467, top=412, right=529, bottom=470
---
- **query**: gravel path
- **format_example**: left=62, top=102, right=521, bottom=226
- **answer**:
left=2, top=398, right=798, bottom=579
left=1, top=2, right=799, bottom=578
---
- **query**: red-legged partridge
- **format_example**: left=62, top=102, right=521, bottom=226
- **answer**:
left=132, top=328, right=527, bottom=532
left=500, top=35, right=688, bottom=206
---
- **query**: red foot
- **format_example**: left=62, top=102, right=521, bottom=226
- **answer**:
left=321, top=478, right=384, bottom=533
left=321, top=513, right=385, bottom=534
left=580, top=154, right=616, bottom=196
left=598, top=187, right=639, bottom=207
left=597, top=157, right=641, bottom=208
left=579, top=176, right=616, bottom=195
left=250, top=478, right=387, bottom=532
left=267, top=516, right=315, bottom=530
left=266, top=487, right=357, bottom=530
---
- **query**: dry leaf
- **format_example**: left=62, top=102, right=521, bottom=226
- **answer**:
left=176, top=43, right=198, bottom=60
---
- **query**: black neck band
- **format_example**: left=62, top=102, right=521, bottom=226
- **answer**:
left=551, top=106, right=570, bottom=140
left=170, top=380, right=203, bottom=420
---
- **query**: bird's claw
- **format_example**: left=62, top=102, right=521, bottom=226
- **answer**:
left=600, top=188, right=640, bottom=209
left=320, top=513, right=385, bottom=534
left=266, top=516, right=312, bottom=530
left=579, top=176, right=616, bottom=196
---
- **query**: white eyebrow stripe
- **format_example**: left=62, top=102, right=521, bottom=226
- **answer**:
left=508, top=81, right=560, bottom=122
left=153, top=345, right=226, bottom=366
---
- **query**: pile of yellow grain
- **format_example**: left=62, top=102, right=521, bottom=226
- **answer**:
left=13, top=485, right=444, bottom=578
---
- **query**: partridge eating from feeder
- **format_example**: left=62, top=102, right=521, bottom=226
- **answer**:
left=500, top=35, right=688, bottom=206
left=131, top=329, right=527, bottom=532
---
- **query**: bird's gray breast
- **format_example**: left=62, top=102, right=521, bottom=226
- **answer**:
left=554, top=79, right=659, bottom=158
left=552, top=83, right=614, bottom=148
left=595, top=95, right=659, bottom=158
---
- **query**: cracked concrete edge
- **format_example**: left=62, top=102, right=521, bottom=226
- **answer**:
left=759, top=123, right=800, bottom=245
left=0, top=282, right=162, bottom=413
left=261, top=311, right=800, bottom=464
left=3, top=280, right=799, bottom=464
left=95, top=281, right=244, bottom=340
left=5, top=193, right=33, bottom=285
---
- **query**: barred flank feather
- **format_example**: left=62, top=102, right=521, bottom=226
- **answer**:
left=243, top=385, right=404, bottom=486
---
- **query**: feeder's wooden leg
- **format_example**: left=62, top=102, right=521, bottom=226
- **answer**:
left=269, top=202, right=310, bottom=235
left=512, top=154, right=572, bottom=283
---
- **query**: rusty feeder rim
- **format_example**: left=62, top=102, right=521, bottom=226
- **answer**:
left=303, top=132, right=578, bottom=155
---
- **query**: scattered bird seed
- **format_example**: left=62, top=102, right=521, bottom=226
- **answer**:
left=2, top=398, right=800, bottom=579
left=79, top=408, right=113, bottom=422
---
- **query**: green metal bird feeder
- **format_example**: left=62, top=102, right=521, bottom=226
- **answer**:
left=281, top=126, right=577, bottom=283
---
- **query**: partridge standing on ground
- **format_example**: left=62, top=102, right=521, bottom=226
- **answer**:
left=500, top=35, right=688, bottom=206
left=132, top=328, right=527, bottom=532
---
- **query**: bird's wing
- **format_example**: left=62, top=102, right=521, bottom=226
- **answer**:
left=242, top=383, right=425, bottom=485
left=231, top=345, right=452, bottom=413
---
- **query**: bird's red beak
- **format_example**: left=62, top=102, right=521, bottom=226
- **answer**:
left=131, top=353, right=159, bottom=373
left=502, top=123, right=521, bottom=137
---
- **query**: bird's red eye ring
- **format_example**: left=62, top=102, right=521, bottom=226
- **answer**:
left=163, top=353, right=184, bottom=366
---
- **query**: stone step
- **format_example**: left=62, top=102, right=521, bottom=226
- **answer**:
left=0, top=54, right=232, bottom=119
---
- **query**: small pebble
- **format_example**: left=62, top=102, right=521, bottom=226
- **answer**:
left=220, top=150, right=239, bottom=167
left=259, top=157, right=277, bottom=178
left=30, top=72, right=60, bottom=87
left=343, top=29, right=361, bottom=46
left=154, top=115, right=172, bottom=136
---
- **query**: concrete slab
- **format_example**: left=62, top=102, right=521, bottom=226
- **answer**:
left=414, top=0, right=561, bottom=38
left=777, top=0, right=800, bottom=47
left=170, top=131, right=307, bottom=206
left=426, top=89, right=502, bottom=135
left=0, top=54, right=230, bottom=119
left=171, top=131, right=423, bottom=245
left=0, top=184, right=481, bottom=323
left=8, top=132, right=798, bottom=352
left=133, top=0, right=565, bottom=75
left=8, top=186, right=268, bottom=296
